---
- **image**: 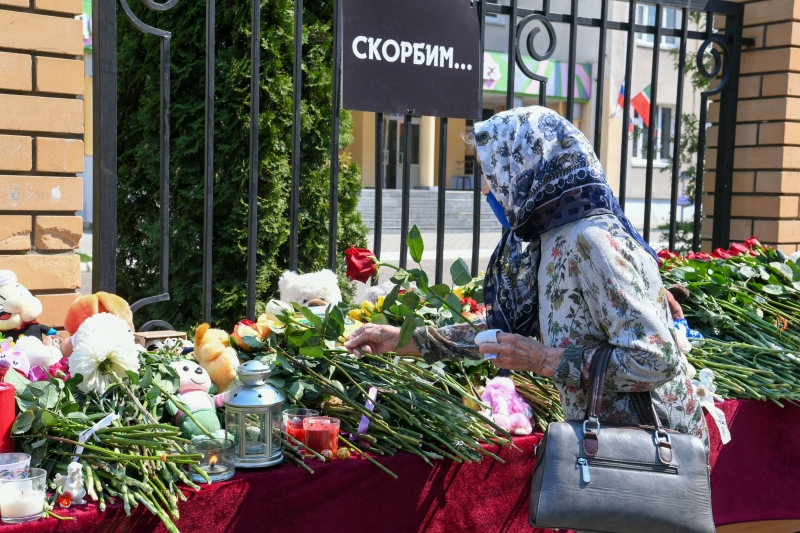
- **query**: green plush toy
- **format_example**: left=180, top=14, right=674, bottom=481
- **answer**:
left=166, top=360, right=229, bottom=441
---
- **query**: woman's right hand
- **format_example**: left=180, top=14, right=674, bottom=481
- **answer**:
left=343, top=323, right=420, bottom=356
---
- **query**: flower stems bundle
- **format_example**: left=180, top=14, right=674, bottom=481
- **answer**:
left=661, top=239, right=800, bottom=404
left=509, top=372, right=564, bottom=428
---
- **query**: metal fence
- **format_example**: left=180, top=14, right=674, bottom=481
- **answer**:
left=92, top=0, right=745, bottom=328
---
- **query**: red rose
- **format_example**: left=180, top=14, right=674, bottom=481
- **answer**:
left=712, top=248, right=731, bottom=260
left=344, top=247, right=377, bottom=283
left=744, top=237, right=760, bottom=249
left=657, top=249, right=678, bottom=260
left=460, top=298, right=478, bottom=313
left=687, top=252, right=712, bottom=262
left=727, top=243, right=748, bottom=256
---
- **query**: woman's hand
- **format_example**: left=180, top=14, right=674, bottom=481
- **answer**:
left=343, top=323, right=421, bottom=357
left=478, top=333, right=564, bottom=377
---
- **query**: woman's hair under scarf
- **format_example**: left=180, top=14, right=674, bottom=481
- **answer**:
left=475, top=106, right=658, bottom=339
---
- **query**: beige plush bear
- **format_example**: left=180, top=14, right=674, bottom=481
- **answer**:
left=193, top=324, right=241, bottom=392
left=278, top=269, right=342, bottom=308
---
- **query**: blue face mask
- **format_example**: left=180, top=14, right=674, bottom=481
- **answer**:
left=487, top=192, right=510, bottom=229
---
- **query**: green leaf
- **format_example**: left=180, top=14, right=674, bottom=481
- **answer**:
left=382, top=284, right=401, bottom=310
left=710, top=273, right=728, bottom=285
left=228, top=336, right=240, bottom=353
left=407, top=225, right=424, bottom=263
left=397, top=313, right=417, bottom=349
left=402, top=290, right=421, bottom=310
left=66, top=412, right=89, bottom=424
left=300, top=307, right=322, bottom=329
left=369, top=312, right=389, bottom=325
left=37, top=383, right=58, bottom=409
left=125, top=370, right=140, bottom=385
left=739, top=266, right=757, bottom=278
left=390, top=269, right=411, bottom=284
left=408, top=269, right=429, bottom=293
left=770, top=261, right=794, bottom=279
left=3, top=369, right=31, bottom=393
left=137, top=368, right=152, bottom=390
left=428, top=284, right=450, bottom=298
left=241, top=335, right=266, bottom=349
left=12, top=411, right=34, bottom=434
left=267, top=376, right=285, bottom=388
left=300, top=345, right=324, bottom=358
left=450, top=258, right=472, bottom=286
left=288, top=381, right=305, bottom=401
left=762, top=284, right=785, bottom=295
left=276, top=352, right=296, bottom=372
left=445, top=292, right=463, bottom=315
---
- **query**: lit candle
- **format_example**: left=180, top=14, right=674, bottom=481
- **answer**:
left=204, top=455, right=224, bottom=475
left=0, top=489, right=44, bottom=519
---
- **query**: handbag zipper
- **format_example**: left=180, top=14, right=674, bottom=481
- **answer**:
left=576, top=456, right=678, bottom=483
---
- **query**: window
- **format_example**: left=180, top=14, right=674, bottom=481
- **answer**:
left=636, top=5, right=680, bottom=49
left=632, top=107, right=673, bottom=163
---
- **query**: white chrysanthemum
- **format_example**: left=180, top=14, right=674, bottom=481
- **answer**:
left=68, top=313, right=140, bottom=394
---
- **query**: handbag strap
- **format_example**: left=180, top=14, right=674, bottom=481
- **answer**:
left=581, top=344, right=674, bottom=465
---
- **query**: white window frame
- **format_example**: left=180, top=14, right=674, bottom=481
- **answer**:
left=636, top=5, right=680, bottom=50
left=631, top=106, right=674, bottom=167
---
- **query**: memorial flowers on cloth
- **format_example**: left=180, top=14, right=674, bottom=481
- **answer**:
left=67, top=313, right=140, bottom=394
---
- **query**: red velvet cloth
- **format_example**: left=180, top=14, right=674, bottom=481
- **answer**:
left=9, top=400, right=800, bottom=532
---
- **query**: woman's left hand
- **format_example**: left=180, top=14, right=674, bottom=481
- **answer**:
left=478, top=333, right=565, bottom=377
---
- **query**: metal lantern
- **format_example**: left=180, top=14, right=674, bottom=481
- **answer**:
left=224, top=360, right=285, bottom=468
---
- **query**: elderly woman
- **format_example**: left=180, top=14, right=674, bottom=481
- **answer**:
left=345, top=106, right=706, bottom=443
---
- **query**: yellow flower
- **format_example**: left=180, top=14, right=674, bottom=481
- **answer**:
left=376, top=296, right=385, bottom=312
left=452, top=287, right=465, bottom=300
left=348, top=309, right=362, bottom=321
left=360, top=301, right=375, bottom=318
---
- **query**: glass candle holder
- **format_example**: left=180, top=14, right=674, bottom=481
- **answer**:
left=282, top=408, right=319, bottom=449
left=0, top=454, right=30, bottom=481
left=187, top=439, right=235, bottom=483
left=302, top=417, right=340, bottom=456
left=0, top=468, right=45, bottom=524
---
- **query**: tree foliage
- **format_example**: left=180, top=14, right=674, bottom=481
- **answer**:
left=115, top=0, right=367, bottom=329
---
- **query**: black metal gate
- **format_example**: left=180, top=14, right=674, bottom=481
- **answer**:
left=92, top=0, right=745, bottom=327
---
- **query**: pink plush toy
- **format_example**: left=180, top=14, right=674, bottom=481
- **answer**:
left=481, top=377, right=534, bottom=435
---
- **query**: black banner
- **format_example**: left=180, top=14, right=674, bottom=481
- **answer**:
left=342, top=0, right=481, bottom=120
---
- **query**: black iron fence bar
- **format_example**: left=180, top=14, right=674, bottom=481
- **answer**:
left=506, top=0, right=518, bottom=110
left=472, top=0, right=486, bottom=278
left=711, top=11, right=743, bottom=250
left=247, top=0, right=260, bottom=320
left=118, top=0, right=172, bottom=316
left=692, top=11, right=714, bottom=253
left=435, top=117, right=448, bottom=285
left=617, top=0, right=636, bottom=211
left=642, top=5, right=663, bottom=243
left=592, top=0, right=608, bottom=155
left=373, top=113, right=384, bottom=261
left=565, top=0, right=577, bottom=122
left=398, top=114, right=412, bottom=270
left=668, top=8, right=689, bottom=252
left=202, top=0, right=215, bottom=323
left=92, top=0, right=116, bottom=294
left=289, top=0, right=303, bottom=272
left=328, top=0, right=342, bottom=271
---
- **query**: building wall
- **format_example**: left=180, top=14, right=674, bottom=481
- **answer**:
left=0, top=0, right=83, bottom=327
left=704, top=0, right=800, bottom=254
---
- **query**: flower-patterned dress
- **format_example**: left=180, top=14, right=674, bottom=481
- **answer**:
left=412, top=214, right=708, bottom=446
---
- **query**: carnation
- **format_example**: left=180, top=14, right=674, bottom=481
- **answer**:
left=68, top=313, right=141, bottom=395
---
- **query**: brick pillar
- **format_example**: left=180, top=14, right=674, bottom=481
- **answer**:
left=0, top=0, right=83, bottom=328
left=706, top=0, right=800, bottom=254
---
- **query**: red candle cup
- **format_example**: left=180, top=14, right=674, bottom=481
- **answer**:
left=281, top=408, right=319, bottom=453
left=302, top=417, right=340, bottom=456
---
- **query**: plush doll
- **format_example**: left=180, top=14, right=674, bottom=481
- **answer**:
left=166, top=360, right=228, bottom=441
left=193, top=324, right=241, bottom=392
left=0, top=271, right=56, bottom=341
left=0, top=337, right=68, bottom=382
left=278, top=269, right=342, bottom=308
left=0, top=340, right=31, bottom=378
left=481, top=377, right=534, bottom=436
left=61, top=292, right=134, bottom=357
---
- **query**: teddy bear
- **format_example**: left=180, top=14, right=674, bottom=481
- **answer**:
left=480, top=377, right=534, bottom=436
left=166, top=360, right=228, bottom=441
left=0, top=271, right=57, bottom=342
left=193, top=324, right=241, bottom=393
left=278, top=269, right=342, bottom=308
left=61, top=292, right=135, bottom=357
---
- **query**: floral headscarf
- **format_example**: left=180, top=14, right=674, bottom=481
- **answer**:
left=475, top=106, right=657, bottom=338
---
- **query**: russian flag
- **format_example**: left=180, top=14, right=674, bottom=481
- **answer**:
left=618, top=84, right=625, bottom=109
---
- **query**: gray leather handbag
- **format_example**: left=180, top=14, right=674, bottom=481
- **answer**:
left=529, top=345, right=715, bottom=533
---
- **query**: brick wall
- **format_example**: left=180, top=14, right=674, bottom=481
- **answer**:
left=706, top=0, right=800, bottom=254
left=0, top=0, right=83, bottom=327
